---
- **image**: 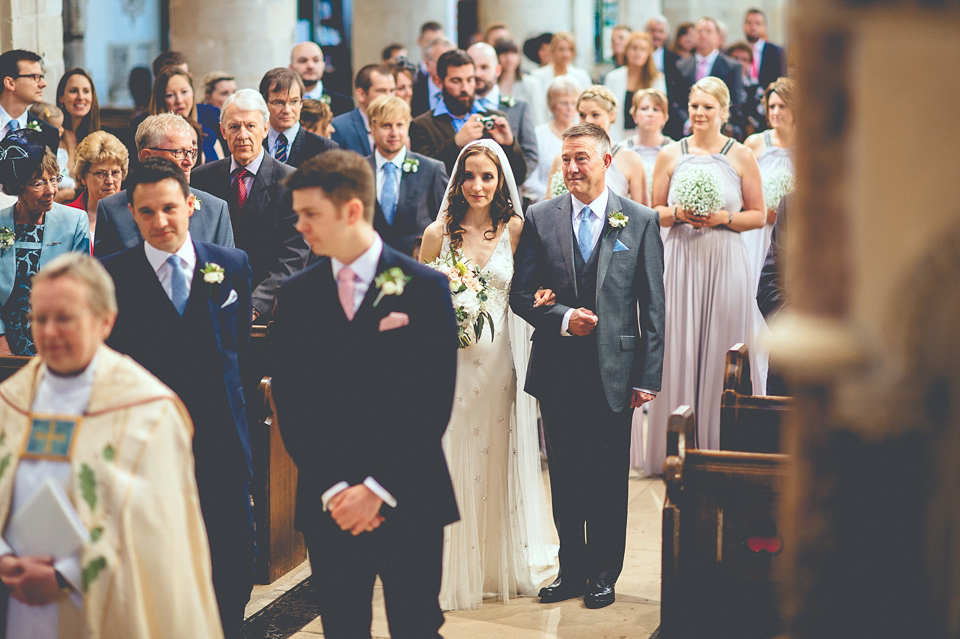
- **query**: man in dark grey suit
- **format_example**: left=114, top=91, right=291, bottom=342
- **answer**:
left=94, top=113, right=235, bottom=257
left=259, top=67, right=339, bottom=168
left=510, top=122, right=665, bottom=609
left=191, top=89, right=309, bottom=320
left=365, top=95, right=447, bottom=257
left=330, top=64, right=396, bottom=157
left=467, top=42, right=537, bottom=182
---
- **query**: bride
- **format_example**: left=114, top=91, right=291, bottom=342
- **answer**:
left=420, top=139, right=557, bottom=611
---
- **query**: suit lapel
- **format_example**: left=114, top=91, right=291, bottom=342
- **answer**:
left=132, top=245, right=180, bottom=315
left=394, top=162, right=414, bottom=227
left=193, top=242, right=221, bottom=334
left=354, top=111, right=371, bottom=156
left=595, top=190, right=620, bottom=299
left=246, top=156, right=274, bottom=213
left=557, top=196, right=578, bottom=299
left=289, top=129, right=306, bottom=165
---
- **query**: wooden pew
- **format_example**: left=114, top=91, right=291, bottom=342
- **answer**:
left=720, top=344, right=792, bottom=454
left=662, top=406, right=788, bottom=639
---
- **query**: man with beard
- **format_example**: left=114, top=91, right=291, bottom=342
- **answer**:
left=410, top=49, right=527, bottom=184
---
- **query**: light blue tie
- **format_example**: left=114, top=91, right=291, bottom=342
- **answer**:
left=167, top=255, right=188, bottom=315
left=6, top=118, right=18, bottom=138
left=381, top=162, right=399, bottom=225
left=578, top=206, right=595, bottom=261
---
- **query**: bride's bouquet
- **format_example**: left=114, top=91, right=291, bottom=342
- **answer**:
left=763, top=168, right=795, bottom=212
left=426, top=252, right=495, bottom=349
left=671, top=166, right=725, bottom=218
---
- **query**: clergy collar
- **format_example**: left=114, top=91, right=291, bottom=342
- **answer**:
left=42, top=347, right=101, bottom=381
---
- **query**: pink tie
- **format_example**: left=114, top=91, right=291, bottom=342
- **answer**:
left=697, top=57, right=710, bottom=80
left=338, top=266, right=356, bottom=320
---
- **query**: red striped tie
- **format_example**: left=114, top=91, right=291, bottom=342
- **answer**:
left=234, top=168, right=250, bottom=210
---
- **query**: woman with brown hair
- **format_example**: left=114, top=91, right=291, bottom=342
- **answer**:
left=149, top=66, right=223, bottom=162
left=56, top=68, right=101, bottom=147
left=670, top=21, right=696, bottom=59
left=603, top=32, right=667, bottom=143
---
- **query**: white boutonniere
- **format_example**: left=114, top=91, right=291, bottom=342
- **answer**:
left=201, top=262, right=225, bottom=284
left=194, top=197, right=202, bottom=211
left=500, top=95, right=516, bottom=108
left=402, top=157, right=419, bottom=173
left=605, top=211, right=627, bottom=237
left=319, top=94, right=331, bottom=105
left=0, top=227, right=13, bottom=251
left=373, top=267, right=411, bottom=307
left=26, top=120, right=43, bottom=133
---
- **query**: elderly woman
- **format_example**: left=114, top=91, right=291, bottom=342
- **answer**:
left=523, top=76, right=581, bottom=201
left=68, top=131, right=129, bottom=247
left=603, top=32, right=667, bottom=143
left=0, top=253, right=223, bottom=639
left=0, top=130, right=90, bottom=356
left=149, top=66, right=222, bottom=163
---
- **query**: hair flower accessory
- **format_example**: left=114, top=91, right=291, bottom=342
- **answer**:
left=373, top=267, right=411, bottom=306
left=605, top=211, right=627, bottom=237
left=0, top=227, right=13, bottom=251
left=402, top=157, right=419, bottom=173
left=201, top=262, right=225, bottom=284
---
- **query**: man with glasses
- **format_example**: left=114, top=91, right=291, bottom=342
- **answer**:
left=93, top=113, right=235, bottom=257
left=331, top=64, right=396, bottom=156
left=259, top=68, right=338, bottom=168
left=0, top=49, right=59, bottom=151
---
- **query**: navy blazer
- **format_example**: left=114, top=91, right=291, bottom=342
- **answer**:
left=286, top=127, right=339, bottom=167
left=190, top=153, right=309, bottom=316
left=94, top=187, right=235, bottom=257
left=758, top=41, right=788, bottom=91
left=366, top=150, right=448, bottom=256
left=330, top=109, right=371, bottom=157
left=271, top=243, right=460, bottom=534
left=102, top=240, right=253, bottom=476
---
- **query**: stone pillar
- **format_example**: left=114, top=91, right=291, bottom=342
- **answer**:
left=771, top=0, right=960, bottom=637
left=0, top=0, right=64, bottom=103
left=168, top=0, right=297, bottom=94
left=352, top=0, right=448, bottom=73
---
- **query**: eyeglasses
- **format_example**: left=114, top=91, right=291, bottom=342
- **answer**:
left=90, top=169, right=124, bottom=181
left=15, top=73, right=45, bottom=82
left=25, top=175, right=62, bottom=190
left=150, top=147, right=199, bottom=160
left=268, top=98, right=302, bottom=109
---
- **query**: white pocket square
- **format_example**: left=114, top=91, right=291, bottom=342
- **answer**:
left=614, top=240, right=629, bottom=252
left=221, top=289, right=238, bottom=308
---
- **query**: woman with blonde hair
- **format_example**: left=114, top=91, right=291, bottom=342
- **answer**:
left=641, top=76, right=765, bottom=474
left=68, top=131, right=129, bottom=248
left=530, top=33, right=592, bottom=123
left=603, top=32, right=666, bottom=143
left=547, top=85, right=648, bottom=205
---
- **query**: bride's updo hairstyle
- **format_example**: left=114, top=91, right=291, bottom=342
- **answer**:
left=689, top=76, right=730, bottom=124
left=443, top=144, right=516, bottom=250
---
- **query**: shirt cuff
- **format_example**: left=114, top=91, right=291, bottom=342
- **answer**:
left=634, top=388, right=657, bottom=397
left=363, top=477, right=397, bottom=508
left=320, top=481, right=349, bottom=512
left=54, top=554, right=83, bottom=607
left=561, top=308, right=574, bottom=336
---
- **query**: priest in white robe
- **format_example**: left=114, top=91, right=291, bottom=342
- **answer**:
left=0, top=252, right=223, bottom=639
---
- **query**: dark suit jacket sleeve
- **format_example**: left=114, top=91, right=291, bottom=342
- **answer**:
left=409, top=115, right=462, bottom=172
left=509, top=210, right=573, bottom=333
left=516, top=103, right=538, bottom=180
left=758, top=194, right=788, bottom=318
left=252, top=186, right=308, bottom=315
left=630, top=212, right=666, bottom=391
left=94, top=200, right=123, bottom=258
left=494, top=108, right=529, bottom=185
left=211, top=197, right=236, bottom=248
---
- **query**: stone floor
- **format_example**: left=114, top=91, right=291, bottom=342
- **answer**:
left=245, top=469, right=665, bottom=639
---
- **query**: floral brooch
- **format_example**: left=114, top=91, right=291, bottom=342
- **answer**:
left=373, top=267, right=411, bottom=306
left=201, top=262, right=225, bottom=284
left=402, top=157, right=420, bottom=173
left=500, top=95, right=516, bottom=108
left=605, top=211, right=627, bottom=237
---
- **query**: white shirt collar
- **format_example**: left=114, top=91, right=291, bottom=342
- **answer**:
left=479, top=84, right=501, bottom=110
left=375, top=146, right=406, bottom=170
left=144, top=233, right=197, bottom=273
left=230, top=148, right=266, bottom=175
left=0, top=103, right=28, bottom=132
left=571, top=189, right=609, bottom=221
left=752, top=38, right=766, bottom=57
left=303, top=80, right=324, bottom=100
left=331, top=234, right=383, bottom=286
left=653, top=47, right=665, bottom=71
left=695, top=49, right=720, bottom=67
left=268, top=122, right=301, bottom=151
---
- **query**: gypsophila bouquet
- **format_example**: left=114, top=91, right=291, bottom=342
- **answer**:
left=548, top=171, right=569, bottom=198
left=762, top=168, right=795, bottom=212
left=426, top=251, right=495, bottom=349
left=670, top=166, right=725, bottom=217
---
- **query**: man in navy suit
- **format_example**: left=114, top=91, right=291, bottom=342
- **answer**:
left=102, top=157, right=255, bottom=639
left=0, top=50, right=59, bottom=151
left=94, top=113, right=235, bottom=257
left=743, top=9, right=787, bottom=90
left=290, top=41, right=353, bottom=117
left=271, top=150, right=459, bottom=638
left=365, top=95, right=447, bottom=256
left=260, top=67, right=339, bottom=167
left=191, top=89, right=310, bottom=321
left=330, top=64, right=396, bottom=157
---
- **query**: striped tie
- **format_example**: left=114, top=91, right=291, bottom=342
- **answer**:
left=234, top=168, right=249, bottom=210
left=275, top=133, right=288, bottom=163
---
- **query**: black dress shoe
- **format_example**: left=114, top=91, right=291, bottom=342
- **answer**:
left=584, top=577, right=615, bottom=609
left=538, top=576, right=585, bottom=603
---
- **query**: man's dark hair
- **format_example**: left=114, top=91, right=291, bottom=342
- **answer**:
left=355, top=64, right=393, bottom=92
left=745, top=7, right=766, bottom=19
left=286, top=150, right=375, bottom=223
left=152, top=50, right=188, bottom=77
left=437, top=49, right=474, bottom=81
left=420, top=21, right=443, bottom=37
left=0, top=50, right=42, bottom=93
left=381, top=44, right=405, bottom=62
left=259, top=67, right=306, bottom=100
left=126, top=156, right=191, bottom=206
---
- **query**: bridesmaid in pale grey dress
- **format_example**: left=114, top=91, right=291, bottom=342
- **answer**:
left=624, top=88, right=674, bottom=241
left=743, top=77, right=796, bottom=290
left=639, top=77, right=765, bottom=474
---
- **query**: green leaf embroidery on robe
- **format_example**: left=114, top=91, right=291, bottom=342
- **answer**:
left=90, top=527, right=103, bottom=542
left=82, top=556, right=107, bottom=592
left=0, top=453, right=10, bottom=483
left=103, top=444, right=114, bottom=461
left=0, top=430, right=5, bottom=446
left=79, top=464, right=97, bottom=511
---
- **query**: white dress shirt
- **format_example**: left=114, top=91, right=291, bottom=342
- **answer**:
left=268, top=122, right=301, bottom=157
left=653, top=47, right=665, bottom=73
left=477, top=84, right=502, bottom=112
left=230, top=148, right=265, bottom=195
left=144, top=235, right=197, bottom=301
left=303, top=80, right=324, bottom=101
left=0, top=104, right=28, bottom=139
left=694, top=49, right=720, bottom=80
left=323, top=233, right=398, bottom=510
left=374, top=146, right=406, bottom=203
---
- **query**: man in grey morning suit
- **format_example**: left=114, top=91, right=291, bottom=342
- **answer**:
left=94, top=113, right=235, bottom=257
left=510, top=122, right=665, bottom=609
